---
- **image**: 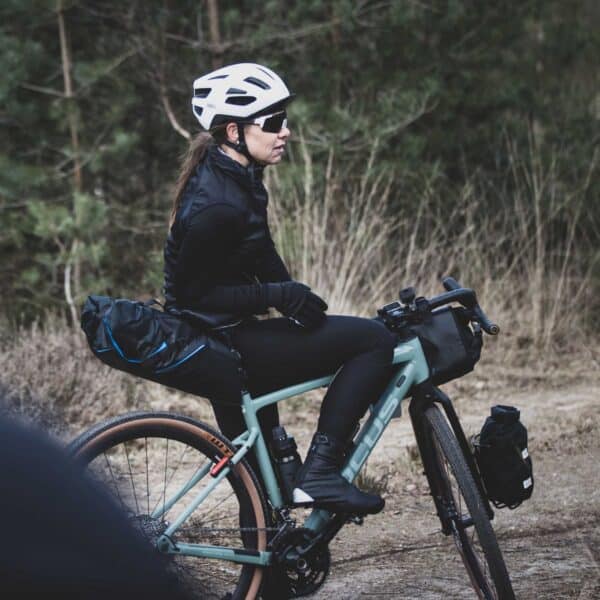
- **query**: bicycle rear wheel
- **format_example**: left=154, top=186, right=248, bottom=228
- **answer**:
left=68, top=411, right=270, bottom=600
left=423, top=405, right=515, bottom=600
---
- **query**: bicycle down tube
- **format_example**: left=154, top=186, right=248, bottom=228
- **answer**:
left=156, top=335, right=431, bottom=565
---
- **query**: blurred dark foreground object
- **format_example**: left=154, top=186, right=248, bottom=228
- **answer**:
left=0, top=414, right=193, bottom=600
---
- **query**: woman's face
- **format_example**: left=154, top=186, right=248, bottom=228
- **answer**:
left=243, top=119, right=291, bottom=166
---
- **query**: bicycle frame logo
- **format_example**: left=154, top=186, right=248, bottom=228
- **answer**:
left=208, top=434, right=234, bottom=458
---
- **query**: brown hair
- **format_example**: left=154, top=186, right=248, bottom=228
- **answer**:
left=169, top=127, right=227, bottom=228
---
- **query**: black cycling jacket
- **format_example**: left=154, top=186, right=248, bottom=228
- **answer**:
left=163, top=144, right=291, bottom=326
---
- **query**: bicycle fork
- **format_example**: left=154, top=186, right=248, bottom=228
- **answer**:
left=408, top=381, right=494, bottom=536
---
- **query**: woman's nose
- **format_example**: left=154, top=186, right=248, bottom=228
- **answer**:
left=279, top=126, right=291, bottom=140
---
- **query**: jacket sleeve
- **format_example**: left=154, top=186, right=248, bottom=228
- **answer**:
left=175, top=204, right=270, bottom=314
left=252, top=232, right=292, bottom=283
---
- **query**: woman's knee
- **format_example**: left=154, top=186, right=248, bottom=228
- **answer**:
left=326, top=314, right=396, bottom=359
left=341, top=316, right=396, bottom=366
left=363, top=318, right=396, bottom=354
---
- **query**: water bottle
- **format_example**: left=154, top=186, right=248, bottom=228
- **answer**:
left=270, top=426, right=302, bottom=503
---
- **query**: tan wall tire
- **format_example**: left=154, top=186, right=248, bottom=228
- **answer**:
left=69, top=411, right=270, bottom=600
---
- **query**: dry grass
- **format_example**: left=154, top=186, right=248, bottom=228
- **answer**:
left=266, top=136, right=402, bottom=317
left=266, top=130, right=599, bottom=365
left=0, top=315, right=216, bottom=439
left=355, top=463, right=393, bottom=496
left=1, top=130, right=597, bottom=440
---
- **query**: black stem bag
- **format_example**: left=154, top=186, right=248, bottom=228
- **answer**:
left=80, top=295, right=244, bottom=405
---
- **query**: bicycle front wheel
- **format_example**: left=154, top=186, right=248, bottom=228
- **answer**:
left=68, top=411, right=270, bottom=600
left=424, top=405, right=515, bottom=600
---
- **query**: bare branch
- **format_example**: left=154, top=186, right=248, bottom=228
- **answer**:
left=158, top=21, right=191, bottom=140
left=19, top=82, right=65, bottom=98
left=160, top=83, right=191, bottom=140
left=20, top=48, right=138, bottom=101
left=77, top=48, right=140, bottom=94
left=57, top=0, right=82, bottom=323
left=165, top=17, right=344, bottom=52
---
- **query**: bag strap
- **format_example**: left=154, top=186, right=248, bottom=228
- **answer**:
left=143, top=298, right=164, bottom=309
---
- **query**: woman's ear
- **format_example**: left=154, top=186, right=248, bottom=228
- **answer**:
left=225, top=122, right=239, bottom=143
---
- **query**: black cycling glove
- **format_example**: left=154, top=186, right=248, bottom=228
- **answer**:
left=266, top=281, right=328, bottom=330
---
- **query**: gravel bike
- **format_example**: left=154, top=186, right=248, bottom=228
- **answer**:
left=68, top=277, right=515, bottom=599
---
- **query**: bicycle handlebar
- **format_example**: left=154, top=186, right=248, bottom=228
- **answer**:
left=378, top=277, right=500, bottom=336
left=441, top=276, right=461, bottom=292
left=442, top=276, right=500, bottom=335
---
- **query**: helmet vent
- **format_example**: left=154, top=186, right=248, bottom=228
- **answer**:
left=193, top=88, right=211, bottom=98
left=256, top=66, right=275, bottom=80
left=226, top=87, right=247, bottom=94
left=244, top=76, right=270, bottom=90
left=226, top=96, right=256, bottom=106
left=193, top=106, right=203, bottom=117
left=208, top=74, right=228, bottom=80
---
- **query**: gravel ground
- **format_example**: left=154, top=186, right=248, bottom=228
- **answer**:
left=305, top=382, right=600, bottom=599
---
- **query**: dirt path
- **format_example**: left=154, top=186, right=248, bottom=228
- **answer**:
left=298, top=383, right=600, bottom=599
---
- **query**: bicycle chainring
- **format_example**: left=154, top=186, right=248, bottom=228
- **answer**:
left=271, top=527, right=330, bottom=597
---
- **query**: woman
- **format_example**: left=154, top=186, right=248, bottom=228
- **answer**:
left=163, top=63, right=396, bottom=515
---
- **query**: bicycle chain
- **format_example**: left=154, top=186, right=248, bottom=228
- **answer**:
left=190, top=526, right=280, bottom=534
left=190, top=510, right=294, bottom=535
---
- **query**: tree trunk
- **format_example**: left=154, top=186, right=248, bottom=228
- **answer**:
left=206, top=0, right=223, bottom=69
left=57, top=0, right=82, bottom=325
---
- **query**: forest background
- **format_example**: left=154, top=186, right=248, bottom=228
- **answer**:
left=0, top=0, right=598, bottom=430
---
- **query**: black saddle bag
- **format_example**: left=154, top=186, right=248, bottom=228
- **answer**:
left=473, top=405, right=534, bottom=509
left=80, top=295, right=244, bottom=404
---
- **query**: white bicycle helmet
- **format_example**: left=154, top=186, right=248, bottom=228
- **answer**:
left=191, top=62, right=293, bottom=131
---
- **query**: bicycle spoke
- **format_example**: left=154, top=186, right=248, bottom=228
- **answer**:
left=123, top=441, right=140, bottom=515
left=190, top=489, right=237, bottom=526
left=145, top=438, right=150, bottom=515
left=150, top=442, right=198, bottom=517
left=163, top=437, right=168, bottom=520
left=102, top=451, right=126, bottom=511
left=71, top=415, right=268, bottom=600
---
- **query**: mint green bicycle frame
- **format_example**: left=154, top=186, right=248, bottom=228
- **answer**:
left=155, top=336, right=430, bottom=567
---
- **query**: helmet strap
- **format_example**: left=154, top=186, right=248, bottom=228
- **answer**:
left=222, top=123, right=255, bottom=164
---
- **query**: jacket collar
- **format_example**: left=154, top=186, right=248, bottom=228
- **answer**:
left=207, top=144, right=265, bottom=190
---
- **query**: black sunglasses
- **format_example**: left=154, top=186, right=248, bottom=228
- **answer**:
left=250, top=111, right=288, bottom=133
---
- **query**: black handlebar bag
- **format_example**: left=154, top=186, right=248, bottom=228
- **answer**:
left=408, top=306, right=483, bottom=385
left=81, top=295, right=244, bottom=405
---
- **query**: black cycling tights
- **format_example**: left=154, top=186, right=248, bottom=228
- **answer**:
left=210, top=315, right=396, bottom=458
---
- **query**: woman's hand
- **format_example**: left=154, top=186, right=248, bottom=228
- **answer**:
left=266, top=281, right=328, bottom=329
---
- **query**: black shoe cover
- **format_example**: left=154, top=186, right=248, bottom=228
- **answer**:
left=293, top=432, right=385, bottom=515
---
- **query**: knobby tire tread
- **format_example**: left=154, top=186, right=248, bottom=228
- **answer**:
left=424, top=405, right=515, bottom=600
